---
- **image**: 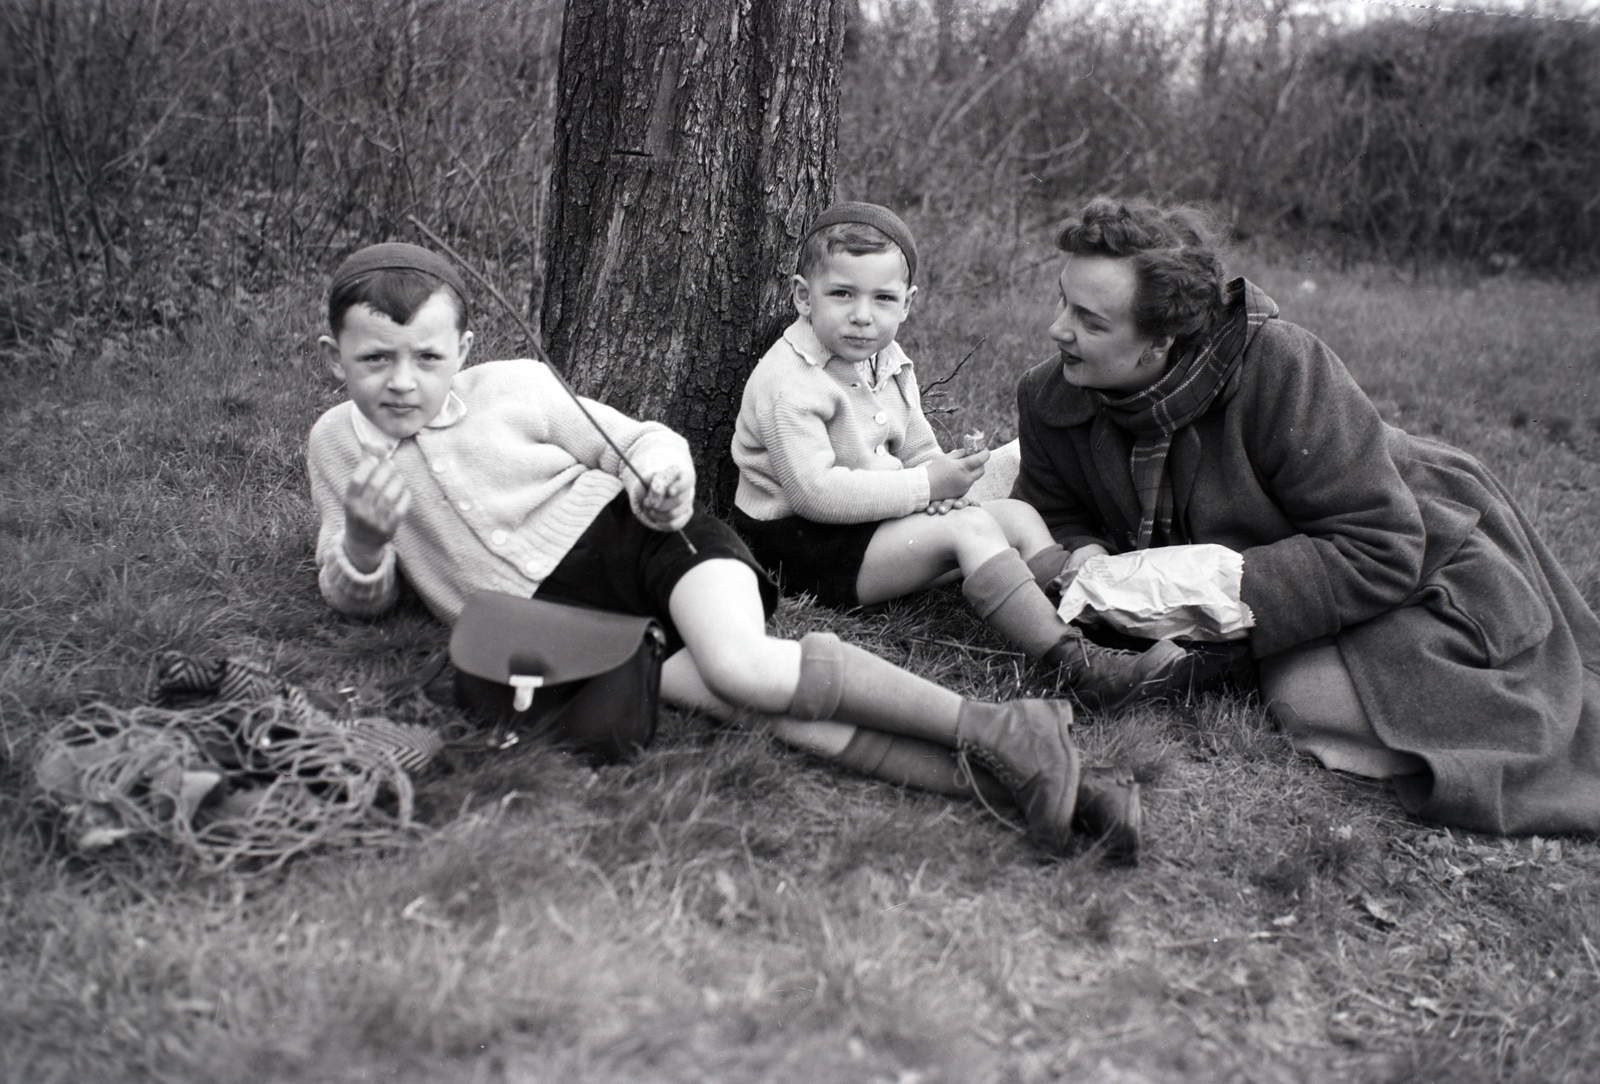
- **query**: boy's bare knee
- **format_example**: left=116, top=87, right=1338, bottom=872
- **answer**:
left=693, top=636, right=787, bottom=707
left=943, top=505, right=1009, bottom=559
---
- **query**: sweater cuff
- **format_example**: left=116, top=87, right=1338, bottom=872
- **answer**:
left=1240, top=535, right=1341, bottom=657
left=907, top=465, right=932, bottom=511
left=320, top=536, right=398, bottom=616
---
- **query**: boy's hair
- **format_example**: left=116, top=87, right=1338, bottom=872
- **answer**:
left=797, top=223, right=909, bottom=284
left=326, top=242, right=472, bottom=335
left=328, top=270, right=469, bottom=336
left=796, top=201, right=918, bottom=285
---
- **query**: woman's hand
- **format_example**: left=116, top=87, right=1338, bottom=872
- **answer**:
left=1066, top=543, right=1109, bottom=573
left=1049, top=542, right=1108, bottom=594
left=633, top=464, right=694, bottom=532
left=342, top=455, right=411, bottom=572
left=926, top=446, right=989, bottom=502
left=924, top=496, right=975, bottom=515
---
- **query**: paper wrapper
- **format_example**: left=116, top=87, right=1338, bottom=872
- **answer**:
left=961, top=430, right=987, bottom=453
left=1057, top=544, right=1255, bottom=643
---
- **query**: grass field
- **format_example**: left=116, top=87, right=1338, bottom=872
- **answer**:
left=4, top=252, right=1600, bottom=1083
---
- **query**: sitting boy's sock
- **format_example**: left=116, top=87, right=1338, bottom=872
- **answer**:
left=962, top=550, right=1072, bottom=660
left=833, top=727, right=1012, bottom=806
left=1025, top=543, right=1070, bottom=589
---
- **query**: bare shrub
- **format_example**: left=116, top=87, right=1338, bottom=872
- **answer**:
left=0, top=0, right=560, bottom=349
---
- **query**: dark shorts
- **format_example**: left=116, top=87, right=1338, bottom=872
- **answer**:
left=538, top=493, right=778, bottom=655
left=731, top=508, right=881, bottom=611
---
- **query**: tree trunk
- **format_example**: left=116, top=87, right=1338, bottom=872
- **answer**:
left=541, top=0, right=847, bottom=512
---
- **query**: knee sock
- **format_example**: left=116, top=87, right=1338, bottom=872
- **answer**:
left=786, top=631, right=963, bottom=745
left=833, top=727, right=1012, bottom=806
left=961, top=549, right=1073, bottom=660
left=1025, top=543, right=1070, bottom=588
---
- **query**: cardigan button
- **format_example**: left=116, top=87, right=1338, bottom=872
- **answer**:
left=432, top=460, right=448, bottom=473
left=458, top=500, right=472, bottom=512
left=874, top=411, right=887, bottom=425
left=491, top=530, right=508, bottom=545
left=875, top=444, right=887, bottom=456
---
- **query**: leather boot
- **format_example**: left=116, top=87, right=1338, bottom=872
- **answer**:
left=790, top=633, right=1084, bottom=853
left=1074, top=767, right=1142, bottom=864
left=1044, top=630, right=1189, bottom=711
left=953, top=699, right=1080, bottom=853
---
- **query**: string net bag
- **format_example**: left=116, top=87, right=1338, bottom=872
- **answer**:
left=32, top=653, right=443, bottom=872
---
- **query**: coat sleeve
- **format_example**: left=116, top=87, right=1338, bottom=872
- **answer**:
left=1014, top=372, right=1114, bottom=552
left=1235, top=324, right=1426, bottom=656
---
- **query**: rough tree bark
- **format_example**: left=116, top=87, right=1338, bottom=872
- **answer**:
left=540, top=0, right=848, bottom=512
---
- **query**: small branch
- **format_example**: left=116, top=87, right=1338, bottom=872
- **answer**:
left=921, top=337, right=985, bottom=396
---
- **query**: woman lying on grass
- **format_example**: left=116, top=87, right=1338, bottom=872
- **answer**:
left=1014, top=197, right=1600, bottom=837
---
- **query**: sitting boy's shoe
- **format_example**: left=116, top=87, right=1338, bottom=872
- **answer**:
left=954, top=699, right=1080, bottom=854
left=1044, top=633, right=1189, bottom=711
left=1074, top=766, right=1142, bottom=865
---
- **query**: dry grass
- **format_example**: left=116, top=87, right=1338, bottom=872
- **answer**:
left=4, top=258, right=1600, bottom=1083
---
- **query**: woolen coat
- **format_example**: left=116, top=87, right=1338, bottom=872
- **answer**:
left=1014, top=282, right=1600, bottom=837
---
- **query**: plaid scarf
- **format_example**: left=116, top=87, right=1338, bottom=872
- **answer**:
left=1088, top=279, right=1271, bottom=548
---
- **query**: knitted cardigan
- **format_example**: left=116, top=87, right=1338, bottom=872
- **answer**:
left=308, top=358, right=691, bottom=623
left=732, top=318, right=942, bottom=523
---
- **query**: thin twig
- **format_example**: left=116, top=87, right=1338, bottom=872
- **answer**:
left=407, top=215, right=696, bottom=554
left=921, top=337, right=986, bottom=396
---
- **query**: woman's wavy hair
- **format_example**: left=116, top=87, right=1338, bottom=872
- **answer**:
left=1054, top=198, right=1229, bottom=351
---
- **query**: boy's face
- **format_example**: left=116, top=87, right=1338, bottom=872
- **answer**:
left=792, top=248, right=916, bottom=364
left=320, top=291, right=473, bottom=441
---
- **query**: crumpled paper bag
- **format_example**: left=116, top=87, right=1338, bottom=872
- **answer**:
left=1057, top=544, right=1255, bottom=643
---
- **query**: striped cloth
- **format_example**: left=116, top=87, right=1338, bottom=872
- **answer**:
left=153, top=652, right=443, bottom=774
left=1088, top=279, right=1272, bottom=548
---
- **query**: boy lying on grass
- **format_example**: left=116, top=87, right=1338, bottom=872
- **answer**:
left=731, top=203, right=1203, bottom=712
left=308, top=242, right=1141, bottom=858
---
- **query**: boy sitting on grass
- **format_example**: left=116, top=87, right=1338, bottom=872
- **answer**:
left=732, top=203, right=1193, bottom=711
left=308, top=242, right=1140, bottom=857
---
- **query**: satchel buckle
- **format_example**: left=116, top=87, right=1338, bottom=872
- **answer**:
left=509, top=674, right=545, bottom=712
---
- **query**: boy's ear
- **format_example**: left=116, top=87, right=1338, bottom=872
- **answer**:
left=791, top=274, right=812, bottom=317
left=903, top=283, right=918, bottom=313
left=458, top=329, right=474, bottom=366
left=319, top=334, right=346, bottom=381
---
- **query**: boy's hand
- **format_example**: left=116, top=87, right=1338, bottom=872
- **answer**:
left=924, top=496, right=974, bottom=515
left=926, top=446, right=989, bottom=502
left=342, top=455, right=411, bottom=572
left=633, top=465, right=694, bottom=532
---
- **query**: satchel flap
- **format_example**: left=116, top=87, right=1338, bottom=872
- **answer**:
left=450, top=591, right=660, bottom=684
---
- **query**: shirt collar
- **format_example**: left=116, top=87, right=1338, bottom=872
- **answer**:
left=348, top=390, right=467, bottom=458
left=781, top=318, right=911, bottom=391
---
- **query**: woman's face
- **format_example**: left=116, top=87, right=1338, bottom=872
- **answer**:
left=1049, top=255, right=1171, bottom=394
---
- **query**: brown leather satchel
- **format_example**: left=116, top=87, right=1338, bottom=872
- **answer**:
left=450, top=591, right=666, bottom=764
